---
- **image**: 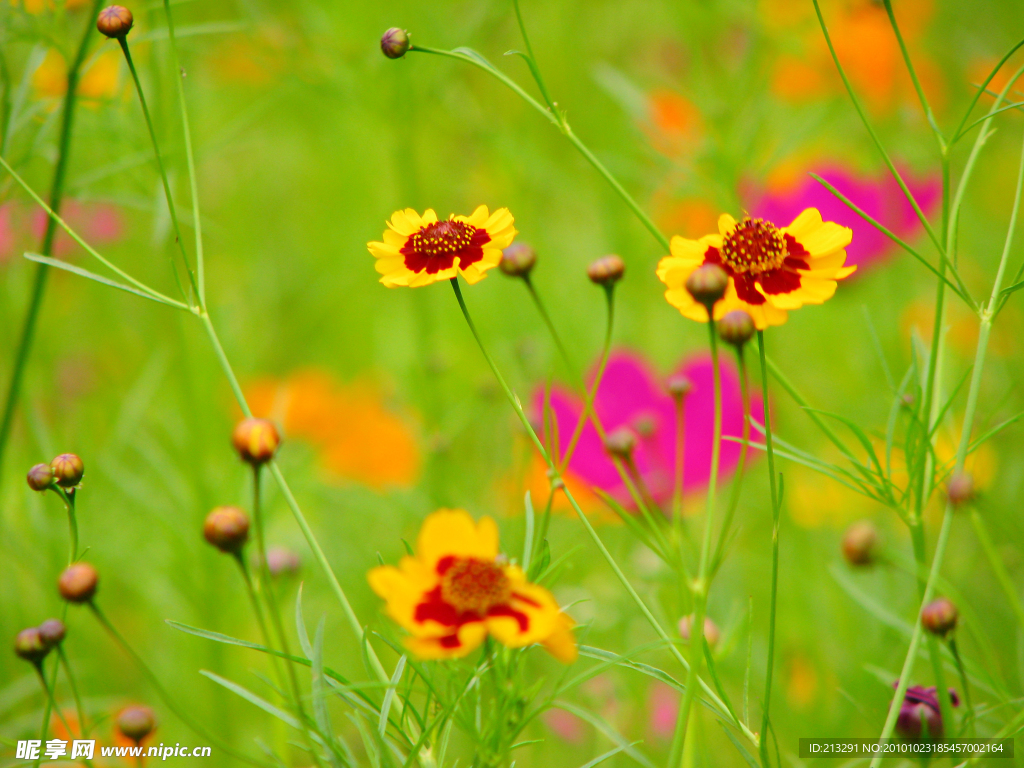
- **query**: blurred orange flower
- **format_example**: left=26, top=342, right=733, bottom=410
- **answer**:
left=246, top=369, right=420, bottom=490
left=643, top=89, right=702, bottom=158
left=33, top=49, right=123, bottom=105
left=10, top=0, right=89, bottom=12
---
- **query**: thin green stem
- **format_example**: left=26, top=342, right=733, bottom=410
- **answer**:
left=56, top=646, right=88, bottom=738
left=521, top=274, right=576, bottom=381
left=757, top=331, right=780, bottom=768
left=117, top=35, right=196, bottom=302
left=0, top=0, right=102, bottom=479
left=951, top=37, right=1024, bottom=143
left=162, top=0, right=206, bottom=304
left=881, top=0, right=944, bottom=148
left=89, top=602, right=273, bottom=768
left=251, top=467, right=327, bottom=768
left=671, top=320, right=723, bottom=765
left=449, top=276, right=756, bottom=746
left=949, top=639, right=975, bottom=737
left=671, top=390, right=686, bottom=525
left=968, top=510, right=1024, bottom=626
left=560, top=285, right=615, bottom=470
left=711, top=348, right=751, bottom=576
left=33, top=664, right=76, bottom=751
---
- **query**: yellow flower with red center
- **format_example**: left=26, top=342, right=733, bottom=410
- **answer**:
left=368, top=206, right=516, bottom=287
left=656, top=208, right=855, bottom=329
left=369, top=509, right=577, bottom=662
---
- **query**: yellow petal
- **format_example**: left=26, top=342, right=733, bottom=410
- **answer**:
left=718, top=213, right=737, bottom=237
left=405, top=622, right=488, bottom=660
left=416, top=509, right=500, bottom=571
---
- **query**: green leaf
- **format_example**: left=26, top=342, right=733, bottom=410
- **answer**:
left=578, top=743, right=635, bottom=768
left=522, top=490, right=535, bottom=573
left=23, top=253, right=189, bottom=309
left=378, top=656, right=406, bottom=737
left=718, top=721, right=760, bottom=768
left=311, top=617, right=335, bottom=759
left=551, top=700, right=655, bottom=768
left=200, top=670, right=301, bottom=729
left=295, top=583, right=314, bottom=660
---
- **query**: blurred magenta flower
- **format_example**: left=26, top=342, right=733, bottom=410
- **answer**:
left=894, top=684, right=959, bottom=740
left=542, top=709, right=585, bottom=744
left=531, top=350, right=762, bottom=509
left=648, top=683, right=678, bottom=740
left=745, top=164, right=940, bottom=273
left=31, top=201, right=124, bottom=257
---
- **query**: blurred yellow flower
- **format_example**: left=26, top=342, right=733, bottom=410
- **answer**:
left=246, top=369, right=420, bottom=491
left=368, top=206, right=517, bottom=287
left=33, top=49, right=122, bottom=105
left=11, top=0, right=89, bottom=13
left=369, top=508, right=577, bottom=662
left=657, top=209, right=855, bottom=329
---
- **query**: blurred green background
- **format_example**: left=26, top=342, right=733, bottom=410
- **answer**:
left=2, top=0, right=1024, bottom=764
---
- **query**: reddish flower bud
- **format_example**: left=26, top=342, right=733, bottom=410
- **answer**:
left=50, top=453, right=84, bottom=488
left=231, top=418, right=280, bottom=465
left=380, top=27, right=410, bottom=59
left=38, top=619, right=67, bottom=648
left=842, top=520, right=879, bottom=566
left=921, top=597, right=958, bottom=637
left=678, top=614, right=720, bottom=648
left=203, top=506, right=250, bottom=553
left=587, top=255, right=625, bottom=285
left=27, top=463, right=55, bottom=491
left=117, top=706, right=157, bottom=743
left=97, top=5, right=134, bottom=38
left=262, top=547, right=301, bottom=577
left=603, top=426, right=636, bottom=459
left=499, top=243, right=537, bottom=277
left=666, top=374, right=693, bottom=399
left=58, top=563, right=98, bottom=603
left=14, top=627, right=49, bottom=664
left=947, top=472, right=974, bottom=507
left=685, top=264, right=728, bottom=311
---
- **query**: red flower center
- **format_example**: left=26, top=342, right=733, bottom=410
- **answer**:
left=440, top=558, right=511, bottom=614
left=400, top=219, right=490, bottom=275
left=721, top=218, right=786, bottom=275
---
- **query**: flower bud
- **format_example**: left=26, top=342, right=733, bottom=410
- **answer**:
left=231, top=418, right=280, bottom=465
left=678, top=614, right=720, bottom=648
left=841, top=520, right=878, bottom=566
left=603, top=426, right=636, bottom=459
left=587, top=255, right=625, bottom=286
left=947, top=472, right=974, bottom=507
left=380, top=27, right=410, bottom=59
left=97, top=5, right=134, bottom=38
left=717, top=310, right=755, bottom=348
left=666, top=374, right=692, bottom=399
left=58, top=563, right=98, bottom=603
left=117, top=706, right=157, bottom=743
left=27, top=463, right=55, bottom=491
left=203, top=506, right=250, bottom=553
left=895, top=684, right=958, bottom=741
left=499, top=243, right=537, bottom=277
left=921, top=597, right=958, bottom=637
left=50, top=453, right=84, bottom=488
left=685, top=264, right=728, bottom=313
left=633, top=414, right=657, bottom=438
left=38, top=619, right=67, bottom=648
left=14, top=627, right=49, bottom=664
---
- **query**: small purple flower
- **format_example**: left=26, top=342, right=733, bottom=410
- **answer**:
left=894, top=683, right=959, bottom=740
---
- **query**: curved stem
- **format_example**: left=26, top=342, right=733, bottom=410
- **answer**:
left=757, top=331, right=780, bottom=768
left=117, top=36, right=196, bottom=302
left=33, top=664, right=76, bottom=751
left=56, top=646, right=88, bottom=738
left=711, top=348, right=751, bottom=575
left=881, top=0, right=944, bottom=148
left=89, top=602, right=273, bottom=768
left=0, top=0, right=102, bottom=479
left=521, top=275, right=576, bottom=381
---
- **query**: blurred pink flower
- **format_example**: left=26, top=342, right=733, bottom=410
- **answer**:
left=745, top=164, right=941, bottom=273
left=647, top=683, right=678, bottom=740
left=31, top=201, right=124, bottom=256
left=0, top=204, right=14, bottom=263
left=531, top=350, right=762, bottom=508
left=542, top=709, right=585, bottom=744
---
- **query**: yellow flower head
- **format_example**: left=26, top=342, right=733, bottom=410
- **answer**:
left=369, top=509, right=577, bottom=663
left=656, top=208, right=855, bottom=329
left=368, top=206, right=517, bottom=287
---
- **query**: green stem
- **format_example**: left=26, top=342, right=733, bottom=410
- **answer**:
left=881, top=0, right=944, bottom=148
left=117, top=35, right=196, bottom=302
left=161, top=0, right=206, bottom=304
left=711, top=348, right=751, bottom=575
left=560, top=285, right=615, bottom=469
left=0, top=0, right=102, bottom=479
left=251, top=467, right=326, bottom=768
left=671, top=390, right=687, bottom=526
left=33, top=662, right=91, bottom=768
left=89, top=602, right=273, bottom=768
left=57, top=646, right=88, bottom=738
left=757, top=331, right=781, bottom=768
left=522, top=274, right=577, bottom=381
left=968, top=509, right=1024, bottom=626
left=949, top=639, right=974, bottom=737
left=671, top=320, right=723, bottom=765
left=449, top=276, right=756, bottom=745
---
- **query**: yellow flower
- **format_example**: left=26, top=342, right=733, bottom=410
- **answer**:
left=368, top=206, right=517, bottom=287
left=656, top=209, right=855, bottom=329
left=369, top=509, right=577, bottom=663
left=33, top=49, right=122, bottom=105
